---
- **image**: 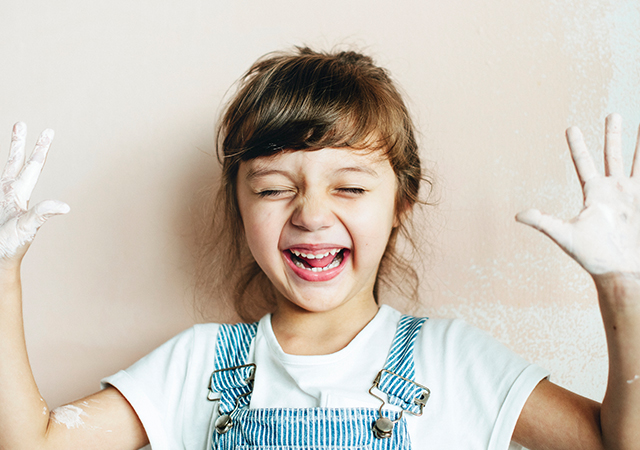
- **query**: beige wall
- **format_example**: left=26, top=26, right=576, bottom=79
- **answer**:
left=2, top=0, right=639, bottom=408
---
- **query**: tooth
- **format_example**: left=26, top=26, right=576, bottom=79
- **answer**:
left=292, top=249, right=344, bottom=273
left=292, top=249, right=343, bottom=259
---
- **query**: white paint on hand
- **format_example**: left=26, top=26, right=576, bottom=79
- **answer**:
left=627, top=375, right=640, bottom=384
left=0, top=125, right=69, bottom=262
left=51, top=405, right=88, bottom=429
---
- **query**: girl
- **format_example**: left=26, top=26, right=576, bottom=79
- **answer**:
left=0, top=47, right=639, bottom=450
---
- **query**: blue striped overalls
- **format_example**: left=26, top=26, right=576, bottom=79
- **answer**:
left=208, top=315, right=429, bottom=449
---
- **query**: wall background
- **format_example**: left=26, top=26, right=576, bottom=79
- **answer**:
left=2, top=0, right=639, bottom=410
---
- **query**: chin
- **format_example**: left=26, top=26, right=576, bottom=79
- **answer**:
left=277, top=285, right=369, bottom=315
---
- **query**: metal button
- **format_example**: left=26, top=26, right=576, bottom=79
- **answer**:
left=215, top=414, right=233, bottom=434
left=372, top=417, right=394, bottom=439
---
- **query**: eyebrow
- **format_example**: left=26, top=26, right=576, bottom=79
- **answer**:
left=334, top=166, right=379, bottom=177
left=244, top=165, right=379, bottom=181
left=244, top=168, right=291, bottom=181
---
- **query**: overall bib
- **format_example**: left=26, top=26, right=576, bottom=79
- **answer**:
left=208, top=315, right=429, bottom=449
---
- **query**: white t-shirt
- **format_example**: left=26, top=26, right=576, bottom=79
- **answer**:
left=102, top=305, right=548, bottom=450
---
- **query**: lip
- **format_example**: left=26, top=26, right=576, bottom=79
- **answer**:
left=283, top=247, right=350, bottom=282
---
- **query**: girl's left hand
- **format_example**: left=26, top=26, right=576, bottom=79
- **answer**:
left=517, top=113, right=640, bottom=276
left=0, top=123, right=69, bottom=270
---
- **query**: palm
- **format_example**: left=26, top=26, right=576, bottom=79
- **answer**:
left=517, top=114, right=640, bottom=276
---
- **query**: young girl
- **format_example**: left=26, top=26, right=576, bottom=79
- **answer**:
left=1, top=47, right=639, bottom=450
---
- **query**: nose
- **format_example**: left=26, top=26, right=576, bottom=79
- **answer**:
left=290, top=193, right=335, bottom=232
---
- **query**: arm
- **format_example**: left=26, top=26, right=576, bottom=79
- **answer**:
left=0, top=123, right=148, bottom=450
left=514, top=114, right=640, bottom=449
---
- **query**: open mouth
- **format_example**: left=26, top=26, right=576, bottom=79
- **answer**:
left=287, top=248, right=346, bottom=272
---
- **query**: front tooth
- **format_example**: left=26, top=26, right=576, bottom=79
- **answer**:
left=292, top=249, right=340, bottom=259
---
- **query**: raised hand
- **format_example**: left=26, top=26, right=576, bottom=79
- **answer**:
left=0, top=123, right=69, bottom=266
left=517, top=113, right=640, bottom=276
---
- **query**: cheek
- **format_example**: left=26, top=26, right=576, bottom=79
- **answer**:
left=358, top=194, right=397, bottom=229
left=348, top=200, right=396, bottom=251
left=241, top=205, right=285, bottom=263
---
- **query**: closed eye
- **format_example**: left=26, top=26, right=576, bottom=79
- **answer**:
left=336, top=187, right=366, bottom=195
left=257, top=189, right=292, bottom=198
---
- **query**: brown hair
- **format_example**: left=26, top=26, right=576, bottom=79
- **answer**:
left=196, top=47, right=430, bottom=321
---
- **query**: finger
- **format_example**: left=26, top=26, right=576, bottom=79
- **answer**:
left=631, top=123, right=640, bottom=177
left=16, top=200, right=70, bottom=241
left=516, top=208, right=574, bottom=252
left=566, top=126, right=599, bottom=187
left=13, top=128, right=54, bottom=208
left=2, top=122, right=27, bottom=181
left=604, top=113, right=624, bottom=177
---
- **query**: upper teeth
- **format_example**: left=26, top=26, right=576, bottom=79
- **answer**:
left=291, top=249, right=339, bottom=259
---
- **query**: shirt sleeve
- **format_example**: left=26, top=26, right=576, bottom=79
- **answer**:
left=101, top=324, right=220, bottom=450
left=411, top=318, right=549, bottom=450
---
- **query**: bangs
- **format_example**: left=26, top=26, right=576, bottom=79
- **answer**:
left=220, top=49, right=406, bottom=162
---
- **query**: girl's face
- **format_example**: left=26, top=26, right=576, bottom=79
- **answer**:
left=236, top=148, right=398, bottom=316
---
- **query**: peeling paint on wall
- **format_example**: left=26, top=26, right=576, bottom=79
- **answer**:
left=433, top=301, right=607, bottom=400
left=604, top=1, right=640, bottom=162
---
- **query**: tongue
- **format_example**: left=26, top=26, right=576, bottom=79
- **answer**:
left=300, top=253, right=336, bottom=268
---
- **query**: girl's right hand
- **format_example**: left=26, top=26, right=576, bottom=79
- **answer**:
left=0, top=123, right=69, bottom=270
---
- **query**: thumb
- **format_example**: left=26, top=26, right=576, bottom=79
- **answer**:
left=16, top=200, right=70, bottom=240
left=516, top=208, right=574, bottom=253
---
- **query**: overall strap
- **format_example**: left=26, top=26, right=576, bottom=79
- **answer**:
left=375, top=315, right=428, bottom=415
left=208, top=322, right=259, bottom=415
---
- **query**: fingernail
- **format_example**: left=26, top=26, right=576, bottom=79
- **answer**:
left=40, top=129, right=55, bottom=144
left=13, top=122, right=26, bottom=135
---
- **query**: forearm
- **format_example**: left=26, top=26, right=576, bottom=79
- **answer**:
left=595, top=273, right=640, bottom=450
left=0, top=265, right=51, bottom=449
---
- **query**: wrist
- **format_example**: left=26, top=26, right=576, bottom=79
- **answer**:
left=593, top=272, right=640, bottom=318
left=0, top=261, right=22, bottom=286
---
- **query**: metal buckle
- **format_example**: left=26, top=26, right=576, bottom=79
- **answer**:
left=207, top=363, right=256, bottom=401
left=368, top=369, right=430, bottom=439
left=207, top=363, right=256, bottom=434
